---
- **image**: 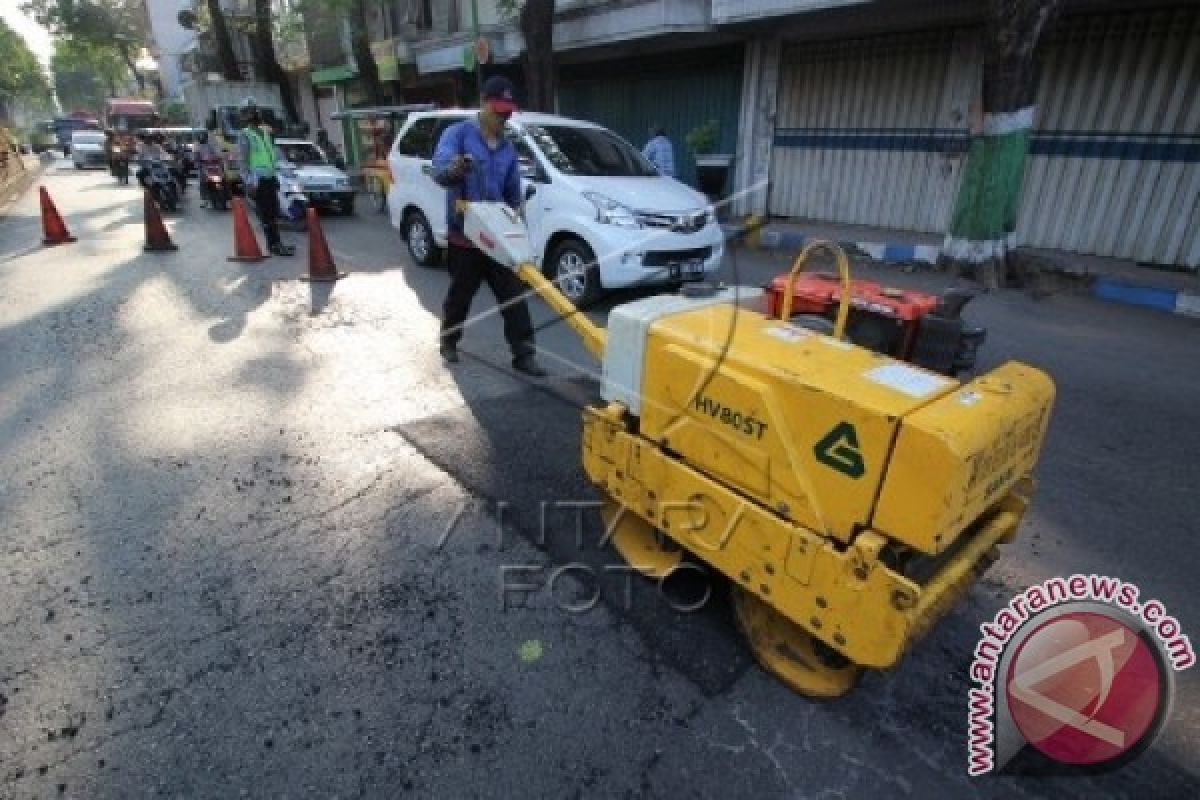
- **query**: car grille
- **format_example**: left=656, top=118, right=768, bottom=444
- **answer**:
left=636, top=210, right=710, bottom=233
left=643, top=247, right=712, bottom=267
left=303, top=183, right=334, bottom=191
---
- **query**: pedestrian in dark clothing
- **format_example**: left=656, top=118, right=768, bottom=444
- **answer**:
left=431, top=76, right=546, bottom=377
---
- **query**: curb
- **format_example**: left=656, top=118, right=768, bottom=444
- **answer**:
left=0, top=158, right=47, bottom=217
left=724, top=222, right=1199, bottom=319
left=1092, top=278, right=1200, bottom=318
left=722, top=223, right=940, bottom=266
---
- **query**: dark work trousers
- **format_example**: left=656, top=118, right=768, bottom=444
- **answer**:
left=253, top=175, right=283, bottom=248
left=441, top=244, right=536, bottom=358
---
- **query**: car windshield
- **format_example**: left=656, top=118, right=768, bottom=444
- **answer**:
left=72, top=132, right=106, bottom=145
left=525, top=124, right=658, bottom=177
left=277, top=143, right=327, bottom=165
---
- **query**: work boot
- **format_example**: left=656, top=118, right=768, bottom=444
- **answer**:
left=440, top=343, right=460, bottom=364
left=512, top=354, right=547, bottom=378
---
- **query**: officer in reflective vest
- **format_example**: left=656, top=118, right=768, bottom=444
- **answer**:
left=238, top=98, right=294, bottom=256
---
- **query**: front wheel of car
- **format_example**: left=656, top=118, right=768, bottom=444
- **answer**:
left=547, top=239, right=602, bottom=307
left=405, top=210, right=441, bottom=267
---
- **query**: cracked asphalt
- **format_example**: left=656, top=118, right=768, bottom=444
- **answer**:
left=1, top=161, right=1197, bottom=798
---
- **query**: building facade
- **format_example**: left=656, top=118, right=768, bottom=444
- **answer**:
left=174, top=0, right=1197, bottom=268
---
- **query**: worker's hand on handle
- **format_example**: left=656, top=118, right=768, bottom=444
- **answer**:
left=445, top=153, right=475, bottom=181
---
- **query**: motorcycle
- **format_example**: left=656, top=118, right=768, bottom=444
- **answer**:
left=199, top=160, right=231, bottom=211
left=138, top=156, right=180, bottom=212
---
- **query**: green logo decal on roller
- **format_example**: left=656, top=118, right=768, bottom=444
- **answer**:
left=814, top=422, right=865, bottom=478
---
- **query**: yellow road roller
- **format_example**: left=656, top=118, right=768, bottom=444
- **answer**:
left=462, top=202, right=1056, bottom=697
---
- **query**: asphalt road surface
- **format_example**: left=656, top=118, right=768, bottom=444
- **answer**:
left=1, top=161, right=1197, bottom=798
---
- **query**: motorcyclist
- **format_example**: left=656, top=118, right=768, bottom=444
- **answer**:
left=238, top=97, right=294, bottom=256
left=156, top=133, right=187, bottom=192
left=195, top=130, right=221, bottom=163
left=195, top=131, right=228, bottom=209
left=134, top=134, right=158, bottom=187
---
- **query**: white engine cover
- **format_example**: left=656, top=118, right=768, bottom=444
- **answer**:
left=462, top=202, right=534, bottom=269
left=602, top=287, right=764, bottom=415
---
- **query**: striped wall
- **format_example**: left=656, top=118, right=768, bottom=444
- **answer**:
left=769, top=29, right=979, bottom=233
left=1017, top=7, right=1200, bottom=268
left=767, top=6, right=1200, bottom=268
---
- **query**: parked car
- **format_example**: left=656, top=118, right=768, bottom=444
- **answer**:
left=275, top=139, right=355, bottom=215
left=387, top=109, right=724, bottom=304
left=71, top=130, right=109, bottom=169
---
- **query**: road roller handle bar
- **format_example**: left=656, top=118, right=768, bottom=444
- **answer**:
left=458, top=199, right=608, bottom=360
left=778, top=239, right=853, bottom=341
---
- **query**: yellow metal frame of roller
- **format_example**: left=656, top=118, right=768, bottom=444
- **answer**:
left=778, top=239, right=852, bottom=340
left=458, top=204, right=1053, bottom=696
left=580, top=402, right=1031, bottom=672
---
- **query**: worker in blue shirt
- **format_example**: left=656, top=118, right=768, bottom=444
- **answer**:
left=432, top=75, right=546, bottom=377
left=642, top=126, right=675, bottom=177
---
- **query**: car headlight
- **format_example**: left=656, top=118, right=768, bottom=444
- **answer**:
left=583, top=192, right=640, bottom=228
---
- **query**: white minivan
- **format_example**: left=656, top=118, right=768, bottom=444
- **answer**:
left=387, top=110, right=724, bottom=303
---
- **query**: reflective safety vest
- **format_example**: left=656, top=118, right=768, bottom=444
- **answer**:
left=243, top=127, right=276, bottom=177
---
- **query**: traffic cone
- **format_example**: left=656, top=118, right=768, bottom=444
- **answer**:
left=143, top=190, right=178, bottom=252
left=302, top=207, right=345, bottom=282
left=228, top=197, right=266, bottom=262
left=39, top=186, right=76, bottom=246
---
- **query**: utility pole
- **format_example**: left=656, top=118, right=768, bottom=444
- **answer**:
left=471, top=0, right=484, bottom=95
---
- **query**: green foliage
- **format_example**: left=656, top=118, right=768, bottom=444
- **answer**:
left=51, top=37, right=130, bottom=113
left=685, top=120, right=719, bottom=155
left=23, top=0, right=148, bottom=46
left=0, top=17, right=50, bottom=100
left=24, top=0, right=149, bottom=93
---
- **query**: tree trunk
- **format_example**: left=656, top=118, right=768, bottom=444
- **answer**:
left=350, top=0, right=384, bottom=105
left=519, top=0, right=555, bottom=112
left=943, top=0, right=1060, bottom=288
left=117, top=43, right=145, bottom=92
left=205, top=0, right=242, bottom=81
left=253, top=0, right=300, bottom=124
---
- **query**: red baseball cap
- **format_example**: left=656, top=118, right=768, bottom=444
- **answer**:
left=482, top=76, right=518, bottom=114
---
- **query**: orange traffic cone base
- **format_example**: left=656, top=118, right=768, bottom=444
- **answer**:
left=228, top=196, right=267, bottom=262
left=302, top=207, right=344, bottom=282
left=39, top=186, right=76, bottom=246
left=300, top=270, right=346, bottom=283
left=143, top=190, right=178, bottom=252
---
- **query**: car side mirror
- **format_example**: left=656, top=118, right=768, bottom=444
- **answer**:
left=334, top=156, right=346, bottom=170
left=524, top=184, right=537, bottom=202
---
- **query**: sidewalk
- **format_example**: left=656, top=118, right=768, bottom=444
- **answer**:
left=0, top=154, right=45, bottom=217
left=723, top=217, right=1200, bottom=318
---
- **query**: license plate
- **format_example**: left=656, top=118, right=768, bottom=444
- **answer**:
left=669, top=258, right=705, bottom=281
left=309, top=191, right=328, bottom=200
